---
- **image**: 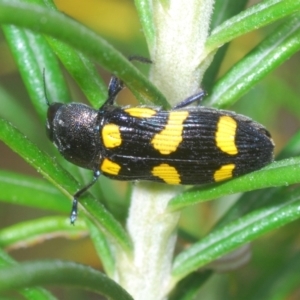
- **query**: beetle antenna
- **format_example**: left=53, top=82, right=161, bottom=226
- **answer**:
left=43, top=68, right=51, bottom=107
left=128, top=55, right=152, bottom=64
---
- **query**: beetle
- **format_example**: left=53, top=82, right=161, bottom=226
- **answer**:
left=45, top=65, right=274, bottom=223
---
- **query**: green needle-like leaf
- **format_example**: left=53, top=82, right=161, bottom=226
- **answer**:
left=134, top=0, right=155, bottom=48
left=172, top=186, right=300, bottom=281
left=3, top=25, right=69, bottom=121
left=41, top=0, right=108, bottom=108
left=202, top=0, right=248, bottom=90
left=205, top=0, right=300, bottom=56
left=0, top=216, right=87, bottom=249
left=206, top=13, right=300, bottom=108
left=169, top=158, right=300, bottom=211
left=0, top=260, right=133, bottom=300
left=0, top=250, right=57, bottom=299
left=0, top=170, right=69, bottom=212
left=85, top=218, right=115, bottom=277
left=0, top=0, right=167, bottom=106
left=0, top=118, right=132, bottom=251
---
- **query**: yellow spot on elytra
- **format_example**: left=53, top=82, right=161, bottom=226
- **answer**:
left=152, top=164, right=181, bottom=184
left=100, top=158, right=121, bottom=175
left=214, top=164, right=235, bottom=182
left=151, top=111, right=189, bottom=155
left=216, top=116, right=238, bottom=155
left=102, top=124, right=122, bottom=148
left=124, top=107, right=157, bottom=118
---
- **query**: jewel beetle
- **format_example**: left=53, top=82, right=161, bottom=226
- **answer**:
left=45, top=65, right=274, bottom=224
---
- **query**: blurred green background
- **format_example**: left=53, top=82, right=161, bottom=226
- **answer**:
left=1, top=0, right=300, bottom=299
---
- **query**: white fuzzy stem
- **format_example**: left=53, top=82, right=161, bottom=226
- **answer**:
left=114, top=1, right=215, bottom=299
left=115, top=183, right=182, bottom=299
left=150, top=0, right=215, bottom=105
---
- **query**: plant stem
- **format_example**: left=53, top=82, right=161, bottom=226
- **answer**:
left=149, top=0, right=215, bottom=106
left=116, top=183, right=182, bottom=299
left=115, top=1, right=215, bottom=299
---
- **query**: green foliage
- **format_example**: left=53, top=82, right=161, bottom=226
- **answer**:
left=0, top=0, right=300, bottom=298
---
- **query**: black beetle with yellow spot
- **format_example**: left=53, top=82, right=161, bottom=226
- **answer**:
left=46, top=71, right=274, bottom=224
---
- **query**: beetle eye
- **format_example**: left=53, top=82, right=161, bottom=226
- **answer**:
left=46, top=103, right=63, bottom=141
